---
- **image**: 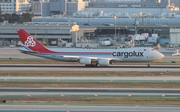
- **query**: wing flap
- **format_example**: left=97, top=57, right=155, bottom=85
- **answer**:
left=61, top=56, right=80, bottom=59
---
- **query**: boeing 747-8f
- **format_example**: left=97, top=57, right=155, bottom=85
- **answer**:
left=17, top=29, right=164, bottom=67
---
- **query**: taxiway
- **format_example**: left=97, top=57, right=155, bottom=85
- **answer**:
left=0, top=87, right=180, bottom=94
left=0, top=76, right=180, bottom=82
left=0, top=64, right=180, bottom=71
left=0, top=105, right=179, bottom=112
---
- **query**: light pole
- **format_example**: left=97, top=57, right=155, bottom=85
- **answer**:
left=118, top=28, right=120, bottom=40
left=34, top=28, right=38, bottom=38
left=114, top=16, right=117, bottom=39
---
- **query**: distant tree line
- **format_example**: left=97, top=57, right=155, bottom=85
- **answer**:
left=0, top=8, right=34, bottom=23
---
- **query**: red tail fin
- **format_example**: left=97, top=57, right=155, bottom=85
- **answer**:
left=17, top=29, right=52, bottom=53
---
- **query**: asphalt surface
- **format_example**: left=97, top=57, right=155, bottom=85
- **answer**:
left=0, top=48, right=179, bottom=111
left=1, top=76, right=180, bottom=82
left=0, top=48, right=40, bottom=59
left=1, top=64, right=180, bottom=68
left=0, top=64, right=180, bottom=71
left=0, top=87, right=180, bottom=94
left=1, top=93, right=179, bottom=97
left=0, top=105, right=180, bottom=112
left=1, top=92, right=176, bottom=95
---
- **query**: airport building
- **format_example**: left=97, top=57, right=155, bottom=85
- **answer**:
left=170, top=28, right=180, bottom=45
left=41, top=0, right=68, bottom=16
left=32, top=17, right=180, bottom=26
left=41, top=0, right=86, bottom=17
left=85, top=0, right=179, bottom=16
left=1, top=0, right=180, bottom=47
left=0, top=0, right=16, bottom=14
left=31, top=0, right=180, bottom=42
left=67, top=1, right=86, bottom=15
left=0, top=0, right=31, bottom=14
left=16, top=0, right=31, bottom=12
left=31, top=0, right=41, bottom=15
left=89, top=0, right=169, bottom=8
left=39, top=0, right=179, bottom=17
left=0, top=24, right=96, bottom=46
left=171, top=0, right=180, bottom=7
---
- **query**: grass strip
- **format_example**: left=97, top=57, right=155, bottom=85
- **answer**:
left=0, top=71, right=178, bottom=76
left=1, top=97, right=180, bottom=105
left=0, top=82, right=180, bottom=88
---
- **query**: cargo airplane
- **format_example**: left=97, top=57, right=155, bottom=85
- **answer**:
left=17, top=29, right=164, bottom=67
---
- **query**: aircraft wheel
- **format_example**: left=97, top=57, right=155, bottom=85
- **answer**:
left=85, top=64, right=98, bottom=67
left=95, top=63, right=99, bottom=67
left=85, top=64, right=90, bottom=67
left=147, top=64, right=150, bottom=68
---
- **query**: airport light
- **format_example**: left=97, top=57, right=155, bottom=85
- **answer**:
left=114, top=16, right=117, bottom=39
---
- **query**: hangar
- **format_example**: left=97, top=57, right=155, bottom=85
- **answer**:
left=0, top=23, right=96, bottom=46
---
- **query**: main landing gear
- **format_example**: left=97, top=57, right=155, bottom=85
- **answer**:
left=85, top=63, right=98, bottom=67
left=147, top=63, right=151, bottom=68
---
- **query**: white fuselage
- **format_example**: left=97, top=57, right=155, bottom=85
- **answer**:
left=21, top=47, right=164, bottom=62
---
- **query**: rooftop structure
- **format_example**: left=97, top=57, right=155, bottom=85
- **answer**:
left=84, top=0, right=179, bottom=16
left=88, top=0, right=168, bottom=8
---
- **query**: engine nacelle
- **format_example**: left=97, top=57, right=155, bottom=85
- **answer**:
left=98, top=59, right=109, bottom=66
left=79, top=58, right=91, bottom=64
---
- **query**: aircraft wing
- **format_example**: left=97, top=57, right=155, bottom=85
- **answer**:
left=61, top=55, right=98, bottom=60
left=172, top=53, right=180, bottom=56
left=61, top=55, right=80, bottom=59
left=61, top=55, right=122, bottom=61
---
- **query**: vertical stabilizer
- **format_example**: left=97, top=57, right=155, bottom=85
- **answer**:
left=17, top=29, right=52, bottom=53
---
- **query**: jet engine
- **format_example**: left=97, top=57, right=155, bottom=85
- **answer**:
left=98, top=59, right=109, bottom=66
left=79, top=58, right=91, bottom=64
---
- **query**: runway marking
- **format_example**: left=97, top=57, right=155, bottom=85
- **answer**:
left=27, top=94, right=31, bottom=97
left=94, top=94, right=98, bottom=97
